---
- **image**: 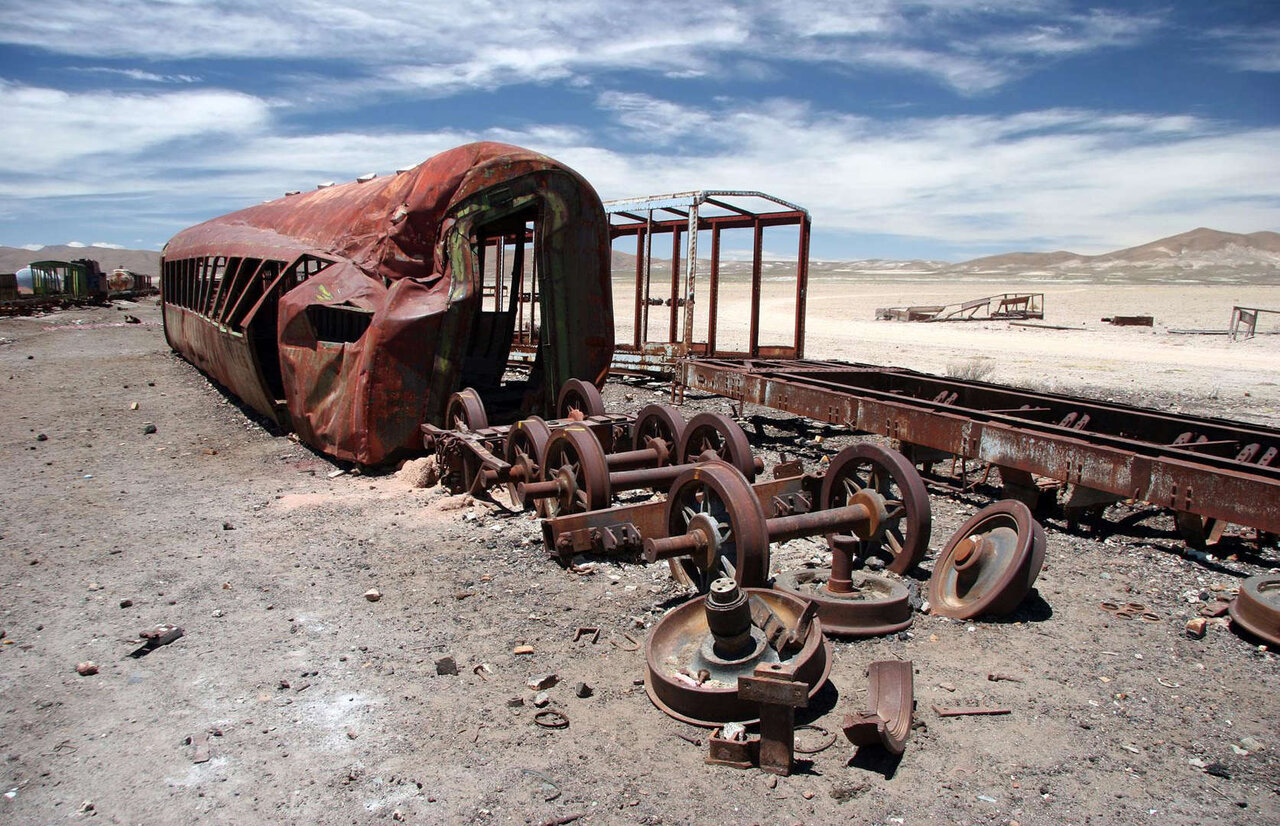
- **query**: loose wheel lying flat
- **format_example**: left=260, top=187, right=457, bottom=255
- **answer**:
left=678, top=412, right=757, bottom=480
left=662, top=462, right=770, bottom=591
left=444, top=387, right=488, bottom=431
left=821, top=443, right=931, bottom=574
left=557, top=378, right=606, bottom=419
left=928, top=499, right=1046, bottom=619
left=504, top=416, right=552, bottom=509
left=538, top=425, right=611, bottom=518
left=644, top=586, right=832, bottom=727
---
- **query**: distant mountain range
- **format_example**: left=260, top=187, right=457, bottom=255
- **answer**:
left=0, top=244, right=161, bottom=276
left=954, top=228, right=1280, bottom=273
left=4, top=228, right=1278, bottom=283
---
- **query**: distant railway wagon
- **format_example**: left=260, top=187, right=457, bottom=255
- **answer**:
left=0, top=273, right=16, bottom=302
left=161, top=142, right=613, bottom=466
left=14, top=259, right=108, bottom=298
left=108, top=268, right=156, bottom=294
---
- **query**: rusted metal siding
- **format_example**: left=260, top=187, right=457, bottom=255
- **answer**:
left=162, top=142, right=612, bottom=465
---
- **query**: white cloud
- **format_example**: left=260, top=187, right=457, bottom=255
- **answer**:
left=980, top=9, right=1160, bottom=56
left=0, top=81, right=270, bottom=169
left=556, top=98, right=1280, bottom=254
left=1208, top=26, right=1280, bottom=73
left=74, top=67, right=200, bottom=84
left=0, top=1, right=1161, bottom=96
left=8, top=93, right=1272, bottom=255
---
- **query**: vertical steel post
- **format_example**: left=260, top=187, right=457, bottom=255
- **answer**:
left=708, top=224, right=721, bottom=357
left=682, top=201, right=699, bottom=356
left=633, top=229, right=645, bottom=349
left=749, top=218, right=763, bottom=357
left=795, top=215, right=810, bottom=359
left=669, top=223, right=681, bottom=343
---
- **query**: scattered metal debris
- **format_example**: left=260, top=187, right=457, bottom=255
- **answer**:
left=1230, top=306, right=1280, bottom=340
left=533, top=709, right=570, bottom=729
left=932, top=705, right=1011, bottom=717
left=738, top=662, right=809, bottom=776
left=128, top=625, right=184, bottom=658
left=876, top=292, right=1044, bottom=322
left=843, top=660, right=915, bottom=755
left=1102, top=315, right=1153, bottom=326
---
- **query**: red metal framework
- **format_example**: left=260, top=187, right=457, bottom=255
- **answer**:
left=601, top=191, right=810, bottom=374
left=161, top=142, right=613, bottom=466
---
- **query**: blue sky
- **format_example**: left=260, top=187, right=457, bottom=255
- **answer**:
left=0, top=0, right=1276, bottom=261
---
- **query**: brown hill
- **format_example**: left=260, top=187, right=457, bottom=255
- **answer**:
left=1098, top=228, right=1280, bottom=262
left=957, top=228, right=1280, bottom=270
left=0, top=245, right=161, bottom=276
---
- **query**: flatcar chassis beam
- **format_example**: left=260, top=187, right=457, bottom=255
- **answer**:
left=678, top=359, right=1280, bottom=536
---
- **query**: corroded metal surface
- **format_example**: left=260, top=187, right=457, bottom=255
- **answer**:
left=772, top=571, right=912, bottom=638
left=820, top=443, right=931, bottom=575
left=678, top=357, right=1280, bottom=537
left=162, top=142, right=613, bottom=465
left=929, top=500, right=1047, bottom=619
left=1229, top=575, right=1280, bottom=646
left=843, top=660, right=914, bottom=755
left=644, top=585, right=832, bottom=727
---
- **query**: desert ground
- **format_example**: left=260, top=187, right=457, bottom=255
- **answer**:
left=1, top=276, right=1277, bottom=825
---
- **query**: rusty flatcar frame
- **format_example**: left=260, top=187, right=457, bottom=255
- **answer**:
left=600, top=191, right=810, bottom=375
left=161, top=142, right=613, bottom=466
left=1230, top=306, right=1280, bottom=341
left=677, top=358, right=1280, bottom=539
left=875, top=292, right=1044, bottom=322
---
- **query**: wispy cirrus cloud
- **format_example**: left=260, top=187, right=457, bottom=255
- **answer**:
left=0, top=1, right=1161, bottom=97
left=1207, top=25, right=1280, bottom=73
left=72, top=67, right=201, bottom=84
left=7, top=80, right=1271, bottom=256
left=0, top=81, right=269, bottom=169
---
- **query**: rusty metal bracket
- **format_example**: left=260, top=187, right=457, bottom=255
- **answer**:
left=739, top=662, right=809, bottom=776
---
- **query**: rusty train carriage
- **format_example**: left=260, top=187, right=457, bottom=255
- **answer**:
left=161, top=142, right=613, bottom=466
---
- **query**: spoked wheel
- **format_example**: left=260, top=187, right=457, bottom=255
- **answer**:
left=556, top=378, right=606, bottom=420
left=677, top=412, right=757, bottom=480
left=444, top=387, right=489, bottom=431
left=538, top=425, right=611, bottom=517
left=661, top=462, right=770, bottom=592
left=822, top=443, right=931, bottom=574
left=632, top=404, right=686, bottom=461
left=928, top=499, right=1047, bottom=619
left=504, top=416, right=552, bottom=509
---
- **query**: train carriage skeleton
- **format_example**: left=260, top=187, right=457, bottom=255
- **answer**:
left=160, top=142, right=614, bottom=466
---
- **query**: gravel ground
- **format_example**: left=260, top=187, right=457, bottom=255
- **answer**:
left=0, top=301, right=1277, bottom=825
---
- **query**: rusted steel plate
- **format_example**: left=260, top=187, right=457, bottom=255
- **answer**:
left=679, top=358, right=1280, bottom=534
left=162, top=142, right=613, bottom=465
